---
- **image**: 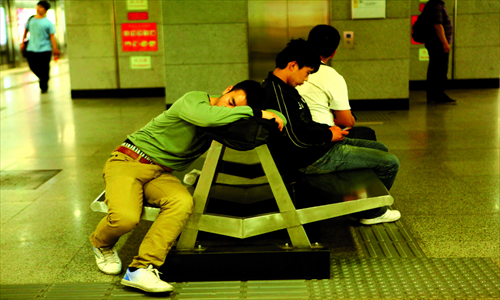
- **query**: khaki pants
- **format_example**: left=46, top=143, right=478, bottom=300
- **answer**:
left=90, top=151, right=193, bottom=268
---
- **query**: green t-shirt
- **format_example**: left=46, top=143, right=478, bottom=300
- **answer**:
left=129, top=91, right=258, bottom=171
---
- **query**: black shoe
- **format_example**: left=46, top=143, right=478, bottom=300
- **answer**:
left=435, top=97, right=457, bottom=105
left=428, top=98, right=456, bottom=105
left=41, top=89, right=48, bottom=94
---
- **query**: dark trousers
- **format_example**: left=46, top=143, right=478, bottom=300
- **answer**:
left=425, top=43, right=450, bottom=102
left=27, top=51, right=52, bottom=91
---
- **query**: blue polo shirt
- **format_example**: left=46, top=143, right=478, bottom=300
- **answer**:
left=25, top=17, right=55, bottom=52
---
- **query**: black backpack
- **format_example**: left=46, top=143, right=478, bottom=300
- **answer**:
left=412, top=4, right=432, bottom=43
left=198, top=117, right=280, bottom=151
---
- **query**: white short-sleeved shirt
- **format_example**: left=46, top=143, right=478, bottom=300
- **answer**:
left=296, top=63, right=350, bottom=127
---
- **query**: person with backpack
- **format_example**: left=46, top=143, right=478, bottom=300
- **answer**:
left=422, top=0, right=456, bottom=104
left=19, top=1, right=60, bottom=94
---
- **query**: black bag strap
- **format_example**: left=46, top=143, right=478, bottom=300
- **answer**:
left=26, top=15, right=35, bottom=31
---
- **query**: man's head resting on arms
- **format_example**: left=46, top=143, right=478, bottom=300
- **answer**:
left=211, top=80, right=267, bottom=109
left=274, top=38, right=321, bottom=88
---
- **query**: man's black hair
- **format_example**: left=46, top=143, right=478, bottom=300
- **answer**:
left=230, top=80, right=268, bottom=110
left=37, top=1, right=51, bottom=10
left=307, top=25, right=341, bottom=58
left=275, top=38, right=320, bottom=73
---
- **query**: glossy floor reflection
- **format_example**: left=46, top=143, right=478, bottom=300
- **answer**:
left=1, top=62, right=499, bottom=286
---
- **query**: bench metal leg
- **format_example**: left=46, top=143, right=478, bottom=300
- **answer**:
left=177, top=142, right=311, bottom=250
left=177, top=141, right=225, bottom=250
left=255, top=145, right=311, bottom=248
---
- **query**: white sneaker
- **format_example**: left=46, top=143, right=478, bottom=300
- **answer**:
left=93, top=245, right=122, bottom=275
left=360, top=209, right=401, bottom=225
left=121, top=265, right=174, bottom=293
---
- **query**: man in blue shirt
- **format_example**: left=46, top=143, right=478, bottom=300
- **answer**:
left=20, top=1, right=60, bottom=93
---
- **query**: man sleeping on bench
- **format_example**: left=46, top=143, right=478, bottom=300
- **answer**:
left=89, top=80, right=284, bottom=293
left=263, top=39, right=402, bottom=226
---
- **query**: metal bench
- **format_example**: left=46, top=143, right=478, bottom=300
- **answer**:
left=91, top=141, right=394, bottom=249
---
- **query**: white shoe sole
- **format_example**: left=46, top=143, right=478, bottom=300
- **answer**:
left=121, top=279, right=174, bottom=293
left=359, top=211, right=401, bottom=225
left=97, top=266, right=122, bottom=275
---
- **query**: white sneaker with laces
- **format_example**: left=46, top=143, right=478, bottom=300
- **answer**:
left=360, top=209, right=401, bottom=225
left=121, top=265, right=174, bottom=293
left=93, top=245, right=122, bottom=275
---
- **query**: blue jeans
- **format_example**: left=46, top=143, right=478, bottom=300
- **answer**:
left=300, top=138, right=400, bottom=218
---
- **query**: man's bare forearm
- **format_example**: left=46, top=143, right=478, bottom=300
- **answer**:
left=434, top=24, right=448, bottom=46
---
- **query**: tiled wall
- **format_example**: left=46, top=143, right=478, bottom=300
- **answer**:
left=65, top=0, right=498, bottom=99
left=66, top=0, right=165, bottom=90
left=454, top=0, right=500, bottom=79
left=66, top=0, right=117, bottom=90
left=330, top=0, right=411, bottom=101
left=162, top=1, right=249, bottom=104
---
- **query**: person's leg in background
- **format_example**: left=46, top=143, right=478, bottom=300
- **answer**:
left=38, top=51, right=52, bottom=93
left=426, top=44, right=454, bottom=104
left=426, top=44, right=441, bottom=102
left=26, top=52, right=43, bottom=82
left=26, top=51, right=52, bottom=93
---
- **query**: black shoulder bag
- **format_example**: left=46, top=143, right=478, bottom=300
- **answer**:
left=22, top=15, right=35, bottom=58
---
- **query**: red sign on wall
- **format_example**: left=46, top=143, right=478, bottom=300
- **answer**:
left=128, top=12, right=149, bottom=20
left=122, top=23, right=158, bottom=52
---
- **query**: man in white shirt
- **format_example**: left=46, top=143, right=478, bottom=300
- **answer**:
left=297, top=25, right=375, bottom=140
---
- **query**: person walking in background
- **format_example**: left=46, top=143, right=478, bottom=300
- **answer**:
left=424, top=0, right=456, bottom=104
left=20, top=1, right=60, bottom=94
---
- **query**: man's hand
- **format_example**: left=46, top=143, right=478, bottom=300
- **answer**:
left=262, top=110, right=284, bottom=131
left=443, top=43, right=450, bottom=53
left=53, top=48, right=61, bottom=56
left=20, top=43, right=26, bottom=52
left=329, top=125, right=349, bottom=142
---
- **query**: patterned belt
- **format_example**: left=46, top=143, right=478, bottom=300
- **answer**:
left=114, top=141, right=173, bottom=172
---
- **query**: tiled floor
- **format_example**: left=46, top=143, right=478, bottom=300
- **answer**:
left=1, top=62, right=499, bottom=298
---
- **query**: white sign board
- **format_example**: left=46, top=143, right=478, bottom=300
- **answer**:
left=127, top=0, right=148, bottom=11
left=352, top=0, right=386, bottom=19
left=130, top=56, right=151, bottom=69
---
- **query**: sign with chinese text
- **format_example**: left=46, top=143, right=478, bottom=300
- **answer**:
left=127, top=0, right=148, bottom=11
left=419, top=48, right=429, bottom=61
left=130, top=56, right=151, bottom=69
left=122, top=23, right=158, bottom=52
